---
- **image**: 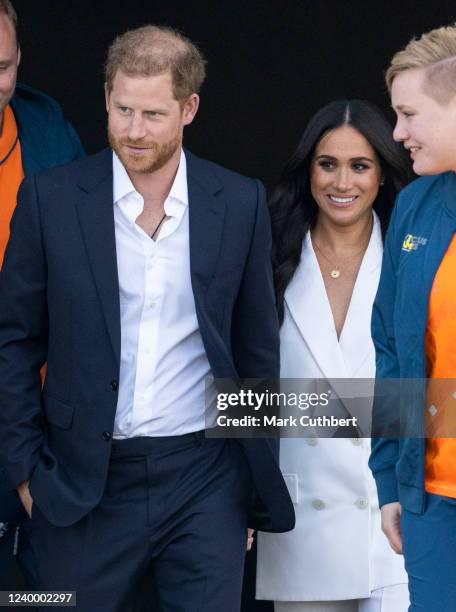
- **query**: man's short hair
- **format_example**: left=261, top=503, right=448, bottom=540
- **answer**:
left=0, top=0, right=17, bottom=40
left=386, top=25, right=456, bottom=104
left=105, top=25, right=206, bottom=102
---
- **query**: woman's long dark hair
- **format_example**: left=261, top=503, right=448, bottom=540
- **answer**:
left=271, top=99, right=413, bottom=324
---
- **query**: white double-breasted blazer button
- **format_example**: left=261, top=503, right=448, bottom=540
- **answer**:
left=306, top=437, right=318, bottom=446
left=355, top=498, right=368, bottom=509
left=350, top=438, right=362, bottom=446
left=312, top=499, right=326, bottom=510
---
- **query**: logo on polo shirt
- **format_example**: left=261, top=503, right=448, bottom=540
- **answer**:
left=402, top=234, right=428, bottom=252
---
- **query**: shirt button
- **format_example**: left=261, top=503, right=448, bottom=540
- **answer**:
left=312, top=499, right=325, bottom=510
left=110, top=380, right=118, bottom=391
left=102, top=431, right=112, bottom=441
left=355, top=498, right=368, bottom=509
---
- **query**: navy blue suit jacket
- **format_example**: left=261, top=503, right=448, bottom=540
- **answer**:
left=0, top=148, right=294, bottom=533
left=1, top=83, right=84, bottom=574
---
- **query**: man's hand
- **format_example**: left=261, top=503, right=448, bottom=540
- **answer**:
left=246, top=528, right=254, bottom=551
left=381, top=501, right=402, bottom=554
left=17, top=480, right=33, bottom=518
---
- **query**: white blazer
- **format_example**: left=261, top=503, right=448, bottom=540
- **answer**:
left=256, top=214, right=407, bottom=601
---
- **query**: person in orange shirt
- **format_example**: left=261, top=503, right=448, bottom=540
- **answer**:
left=369, top=24, right=456, bottom=612
left=0, top=103, right=23, bottom=268
left=0, top=0, right=84, bottom=589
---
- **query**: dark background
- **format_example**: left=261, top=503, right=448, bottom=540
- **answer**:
left=14, top=2, right=456, bottom=610
left=18, top=0, right=456, bottom=191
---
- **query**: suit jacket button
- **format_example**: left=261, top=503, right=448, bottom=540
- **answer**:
left=102, top=431, right=112, bottom=441
left=110, top=380, right=118, bottom=391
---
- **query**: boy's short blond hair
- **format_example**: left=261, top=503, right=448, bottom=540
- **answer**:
left=386, top=25, right=456, bottom=104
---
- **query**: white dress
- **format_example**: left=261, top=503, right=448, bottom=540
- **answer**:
left=256, top=215, right=408, bottom=607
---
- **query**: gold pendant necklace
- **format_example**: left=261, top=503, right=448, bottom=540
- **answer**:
left=312, top=239, right=344, bottom=279
left=312, top=227, right=372, bottom=280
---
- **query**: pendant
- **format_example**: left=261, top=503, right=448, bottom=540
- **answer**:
left=330, top=269, right=340, bottom=279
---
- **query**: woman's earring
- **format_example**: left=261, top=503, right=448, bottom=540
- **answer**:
left=380, top=177, right=385, bottom=186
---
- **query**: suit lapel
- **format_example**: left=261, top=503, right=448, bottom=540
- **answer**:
left=285, top=232, right=348, bottom=380
left=73, top=149, right=226, bottom=365
left=186, top=151, right=225, bottom=289
left=285, top=215, right=383, bottom=427
left=75, top=149, right=121, bottom=364
left=338, top=213, right=382, bottom=378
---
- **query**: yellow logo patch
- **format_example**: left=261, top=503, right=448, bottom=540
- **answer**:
left=402, top=234, right=428, bottom=252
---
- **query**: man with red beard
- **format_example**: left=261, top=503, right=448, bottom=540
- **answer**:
left=0, top=25, right=294, bottom=611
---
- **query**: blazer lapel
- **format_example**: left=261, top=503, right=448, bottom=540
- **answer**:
left=285, top=216, right=383, bottom=429
left=339, top=213, right=382, bottom=378
left=285, top=232, right=348, bottom=380
left=186, top=151, right=226, bottom=289
left=75, top=149, right=121, bottom=365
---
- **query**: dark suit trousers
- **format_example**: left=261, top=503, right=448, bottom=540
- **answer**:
left=24, top=434, right=251, bottom=612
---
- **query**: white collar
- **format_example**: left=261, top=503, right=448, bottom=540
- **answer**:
left=112, top=149, right=188, bottom=212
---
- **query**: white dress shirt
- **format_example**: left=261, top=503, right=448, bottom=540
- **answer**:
left=112, top=150, right=213, bottom=438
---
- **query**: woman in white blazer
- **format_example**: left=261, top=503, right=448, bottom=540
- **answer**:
left=256, top=100, right=413, bottom=612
